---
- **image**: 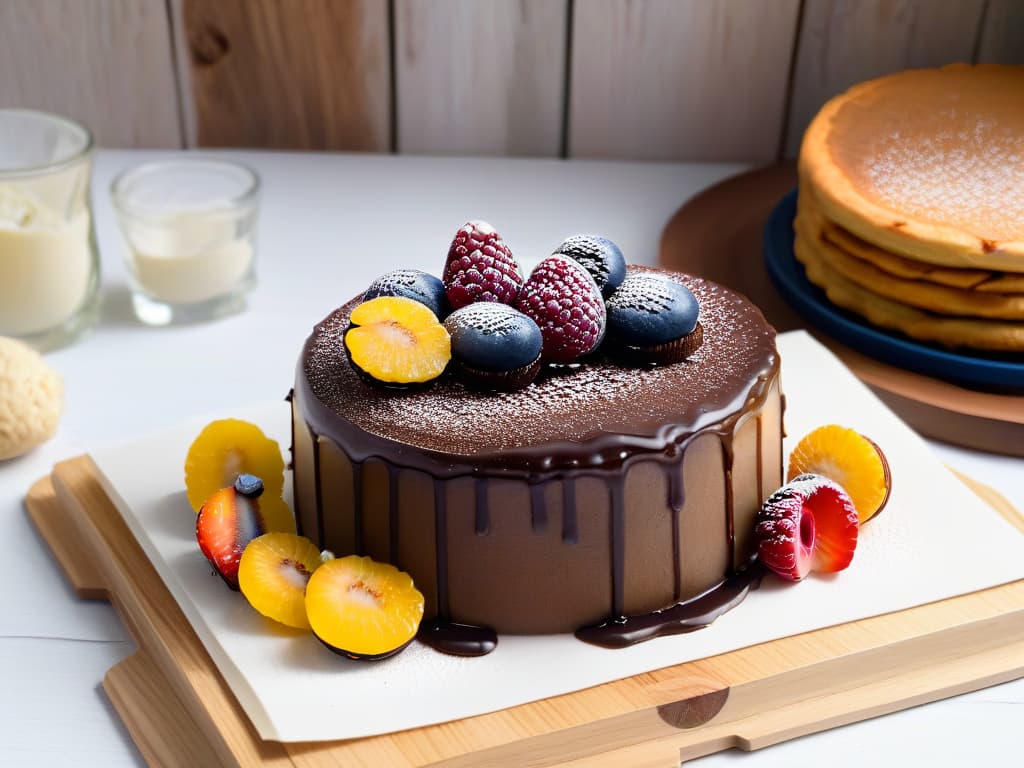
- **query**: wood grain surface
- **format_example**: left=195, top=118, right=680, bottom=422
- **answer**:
left=24, top=457, right=1024, bottom=767
left=179, top=0, right=391, bottom=150
left=976, top=0, right=1024, bottom=64
left=0, top=0, right=181, bottom=148
left=568, top=0, right=801, bottom=161
left=3, top=1, right=1024, bottom=155
left=783, top=0, right=988, bottom=156
left=394, top=0, right=568, bottom=156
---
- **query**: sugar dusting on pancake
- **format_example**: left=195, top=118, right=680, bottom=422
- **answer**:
left=826, top=66, right=1024, bottom=244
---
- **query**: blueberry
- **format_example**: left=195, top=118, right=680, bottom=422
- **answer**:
left=443, top=303, right=543, bottom=372
left=553, top=235, right=627, bottom=297
left=606, top=273, right=699, bottom=347
left=234, top=474, right=265, bottom=498
left=364, top=269, right=448, bottom=318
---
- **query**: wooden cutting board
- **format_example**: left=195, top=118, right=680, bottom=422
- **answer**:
left=27, top=456, right=1024, bottom=767
left=658, top=164, right=1024, bottom=458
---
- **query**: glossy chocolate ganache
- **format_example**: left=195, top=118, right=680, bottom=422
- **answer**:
left=291, top=267, right=782, bottom=654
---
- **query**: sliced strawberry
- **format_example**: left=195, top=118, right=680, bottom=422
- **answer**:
left=196, top=474, right=295, bottom=589
left=755, top=473, right=858, bottom=581
left=798, top=474, right=860, bottom=573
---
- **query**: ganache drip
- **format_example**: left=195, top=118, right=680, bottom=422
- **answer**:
left=386, top=463, right=400, bottom=563
left=529, top=481, right=547, bottom=533
left=418, top=618, right=497, bottom=657
left=666, top=463, right=685, bottom=602
left=433, top=479, right=450, bottom=618
left=562, top=478, right=578, bottom=545
left=575, top=564, right=765, bottom=649
left=474, top=477, right=489, bottom=535
left=609, top=477, right=626, bottom=618
left=352, top=460, right=364, bottom=555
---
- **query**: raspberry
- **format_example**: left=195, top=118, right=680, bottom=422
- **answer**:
left=442, top=221, right=523, bottom=310
left=516, top=254, right=607, bottom=364
left=755, top=488, right=813, bottom=581
left=755, top=474, right=859, bottom=581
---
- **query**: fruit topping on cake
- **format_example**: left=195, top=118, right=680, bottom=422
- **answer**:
left=239, top=532, right=323, bottom=629
left=605, top=273, right=703, bottom=364
left=344, top=296, right=451, bottom=386
left=184, top=419, right=286, bottom=513
left=305, top=555, right=425, bottom=660
left=515, top=254, right=606, bottom=363
left=443, top=221, right=523, bottom=310
left=364, top=268, right=449, bottom=319
left=443, top=303, right=543, bottom=390
left=755, top=474, right=859, bottom=581
left=552, top=235, right=627, bottom=297
left=196, top=474, right=296, bottom=590
left=339, top=224, right=713, bottom=382
left=787, top=425, right=891, bottom=524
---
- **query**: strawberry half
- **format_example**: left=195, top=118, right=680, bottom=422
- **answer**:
left=755, top=473, right=859, bottom=581
left=196, top=474, right=296, bottom=589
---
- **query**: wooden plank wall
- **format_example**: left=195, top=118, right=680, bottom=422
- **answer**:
left=0, top=0, right=181, bottom=148
left=176, top=0, right=391, bottom=151
left=0, top=0, right=1021, bottom=160
left=569, top=0, right=801, bottom=162
left=394, top=0, right=568, bottom=156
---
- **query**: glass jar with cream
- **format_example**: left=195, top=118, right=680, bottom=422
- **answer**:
left=111, top=160, right=259, bottom=325
left=0, top=110, right=100, bottom=350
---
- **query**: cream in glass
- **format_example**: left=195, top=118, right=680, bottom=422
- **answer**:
left=0, top=110, right=99, bottom=350
left=112, top=160, right=259, bottom=325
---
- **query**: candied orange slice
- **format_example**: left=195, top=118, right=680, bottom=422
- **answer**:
left=344, top=296, right=450, bottom=385
left=305, top=555, right=424, bottom=660
left=239, top=533, right=321, bottom=629
left=787, top=424, right=891, bottom=524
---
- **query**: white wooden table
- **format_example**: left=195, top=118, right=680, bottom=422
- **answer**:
left=1, top=150, right=1020, bottom=766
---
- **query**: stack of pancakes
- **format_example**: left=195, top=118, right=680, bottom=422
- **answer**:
left=796, top=64, right=1024, bottom=353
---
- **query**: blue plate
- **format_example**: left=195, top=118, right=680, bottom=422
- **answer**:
left=763, top=190, right=1024, bottom=392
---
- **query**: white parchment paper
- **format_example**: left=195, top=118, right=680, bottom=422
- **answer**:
left=91, top=331, right=1024, bottom=742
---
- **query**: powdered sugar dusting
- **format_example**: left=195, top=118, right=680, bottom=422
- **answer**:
left=608, top=272, right=685, bottom=314
left=828, top=67, right=1024, bottom=243
left=303, top=269, right=777, bottom=458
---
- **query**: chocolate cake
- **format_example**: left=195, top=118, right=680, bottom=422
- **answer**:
left=291, top=268, right=782, bottom=650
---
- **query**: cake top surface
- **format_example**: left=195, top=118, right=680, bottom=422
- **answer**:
left=299, top=268, right=778, bottom=471
left=825, top=64, right=1024, bottom=243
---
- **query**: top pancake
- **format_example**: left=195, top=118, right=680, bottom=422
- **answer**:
left=800, top=64, right=1024, bottom=272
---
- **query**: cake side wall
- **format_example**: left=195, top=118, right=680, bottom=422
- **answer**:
left=289, top=376, right=783, bottom=635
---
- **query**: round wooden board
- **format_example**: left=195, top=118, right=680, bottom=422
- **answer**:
left=658, top=164, right=1024, bottom=457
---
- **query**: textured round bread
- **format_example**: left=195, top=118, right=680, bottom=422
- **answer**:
left=291, top=267, right=783, bottom=642
left=0, top=337, right=63, bottom=460
left=800, top=64, right=1024, bottom=271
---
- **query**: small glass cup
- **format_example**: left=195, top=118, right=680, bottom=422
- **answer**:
left=0, top=110, right=100, bottom=350
left=111, top=160, right=260, bottom=325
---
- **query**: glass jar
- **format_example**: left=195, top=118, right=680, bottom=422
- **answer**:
left=111, top=160, right=260, bottom=325
left=0, top=110, right=100, bottom=350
